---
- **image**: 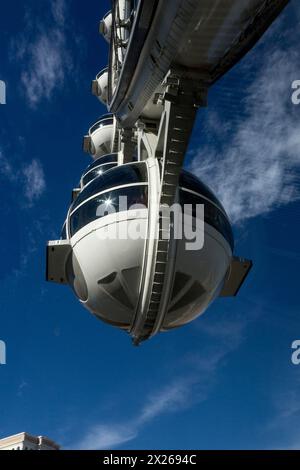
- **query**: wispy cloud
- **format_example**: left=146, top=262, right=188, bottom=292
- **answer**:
left=72, top=381, right=191, bottom=450
left=11, top=0, right=73, bottom=107
left=73, top=383, right=192, bottom=450
left=17, top=380, right=29, bottom=398
left=138, top=380, right=191, bottom=425
left=265, top=374, right=300, bottom=449
left=274, top=390, right=300, bottom=422
left=77, top=425, right=137, bottom=451
left=22, top=159, right=46, bottom=204
left=0, top=150, right=45, bottom=205
left=72, top=310, right=254, bottom=450
left=0, top=152, right=17, bottom=181
left=189, top=41, right=300, bottom=224
left=51, top=0, right=67, bottom=27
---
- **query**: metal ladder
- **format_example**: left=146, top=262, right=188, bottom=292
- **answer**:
left=134, top=75, right=207, bottom=343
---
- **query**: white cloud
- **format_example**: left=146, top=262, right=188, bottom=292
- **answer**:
left=22, top=159, right=46, bottom=204
left=73, top=312, right=253, bottom=450
left=138, top=381, right=190, bottom=424
left=21, top=32, right=67, bottom=107
left=0, top=151, right=15, bottom=180
left=72, top=383, right=190, bottom=450
left=267, top=404, right=300, bottom=450
left=51, top=0, right=67, bottom=26
left=11, top=0, right=73, bottom=107
left=189, top=44, right=300, bottom=224
left=76, top=425, right=137, bottom=451
left=0, top=150, right=45, bottom=205
left=266, top=376, right=300, bottom=437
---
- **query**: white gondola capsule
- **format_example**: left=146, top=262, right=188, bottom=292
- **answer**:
left=47, top=158, right=251, bottom=343
left=91, top=68, right=109, bottom=105
left=99, top=11, right=112, bottom=43
left=82, top=114, right=115, bottom=159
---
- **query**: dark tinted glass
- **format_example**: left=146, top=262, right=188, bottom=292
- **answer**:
left=98, top=113, right=113, bottom=119
left=72, top=163, right=148, bottom=211
left=180, top=189, right=234, bottom=250
left=84, top=154, right=118, bottom=173
left=180, top=170, right=226, bottom=213
left=82, top=163, right=118, bottom=187
left=70, top=186, right=148, bottom=236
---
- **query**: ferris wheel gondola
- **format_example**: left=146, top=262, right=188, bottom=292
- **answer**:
left=91, top=67, right=109, bottom=105
left=82, top=114, right=116, bottom=159
left=47, top=0, right=289, bottom=344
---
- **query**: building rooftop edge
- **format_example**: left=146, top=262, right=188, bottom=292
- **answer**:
left=0, top=432, right=60, bottom=449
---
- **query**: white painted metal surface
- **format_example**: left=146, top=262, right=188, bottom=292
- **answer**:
left=99, top=10, right=112, bottom=42
left=92, top=68, right=109, bottom=105
left=45, top=0, right=291, bottom=343
left=108, top=0, right=289, bottom=126
left=83, top=117, right=115, bottom=159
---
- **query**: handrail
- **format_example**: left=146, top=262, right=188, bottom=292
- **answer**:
left=89, top=117, right=113, bottom=135
left=103, top=10, right=111, bottom=20
left=96, top=67, right=108, bottom=80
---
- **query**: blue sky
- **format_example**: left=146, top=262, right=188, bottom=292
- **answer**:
left=0, top=0, right=300, bottom=450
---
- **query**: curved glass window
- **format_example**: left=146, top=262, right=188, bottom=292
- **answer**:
left=99, top=113, right=113, bottom=119
left=61, top=222, right=67, bottom=240
left=70, top=186, right=148, bottom=236
left=90, top=116, right=113, bottom=134
left=180, top=170, right=226, bottom=214
left=82, top=163, right=118, bottom=187
left=72, top=163, right=148, bottom=212
left=97, top=67, right=108, bottom=79
left=103, top=10, right=111, bottom=20
left=180, top=189, right=234, bottom=251
left=84, top=154, right=118, bottom=174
